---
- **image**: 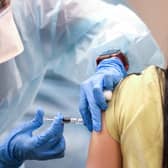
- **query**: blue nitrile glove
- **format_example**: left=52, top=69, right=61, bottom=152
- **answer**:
left=0, top=110, right=65, bottom=168
left=79, top=57, right=127, bottom=132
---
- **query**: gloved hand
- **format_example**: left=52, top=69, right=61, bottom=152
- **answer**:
left=79, top=57, right=127, bottom=132
left=0, top=110, right=65, bottom=168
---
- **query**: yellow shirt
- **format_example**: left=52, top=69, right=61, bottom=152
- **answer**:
left=105, top=66, right=165, bottom=168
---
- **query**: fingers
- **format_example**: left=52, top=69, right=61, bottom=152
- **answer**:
left=47, top=137, right=65, bottom=159
left=36, top=113, right=64, bottom=145
left=89, top=103, right=102, bottom=132
left=79, top=86, right=93, bottom=131
left=93, top=87, right=107, bottom=111
left=80, top=82, right=102, bottom=132
left=92, top=74, right=107, bottom=111
left=87, top=81, right=102, bottom=132
left=35, top=137, right=65, bottom=160
left=103, top=74, right=114, bottom=90
left=49, top=137, right=65, bottom=159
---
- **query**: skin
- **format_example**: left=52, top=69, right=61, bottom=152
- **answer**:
left=87, top=113, right=122, bottom=168
left=126, top=0, right=168, bottom=63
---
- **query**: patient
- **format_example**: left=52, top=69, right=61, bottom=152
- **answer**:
left=87, top=65, right=167, bottom=168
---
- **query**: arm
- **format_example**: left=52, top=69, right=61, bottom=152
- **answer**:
left=127, top=0, right=168, bottom=59
left=87, top=113, right=122, bottom=168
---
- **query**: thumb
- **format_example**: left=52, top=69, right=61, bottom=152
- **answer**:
left=22, top=109, right=44, bottom=135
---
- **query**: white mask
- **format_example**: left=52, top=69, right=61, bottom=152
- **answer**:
left=0, top=6, right=24, bottom=64
left=0, top=4, right=24, bottom=134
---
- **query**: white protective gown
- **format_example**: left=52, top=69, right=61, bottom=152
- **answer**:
left=1, top=0, right=164, bottom=167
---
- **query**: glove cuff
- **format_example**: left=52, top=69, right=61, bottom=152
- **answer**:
left=0, top=160, right=23, bottom=168
left=96, top=50, right=129, bottom=71
left=0, top=145, right=23, bottom=168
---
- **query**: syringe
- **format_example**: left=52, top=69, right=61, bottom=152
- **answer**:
left=45, top=90, right=112, bottom=124
left=45, top=117, right=84, bottom=125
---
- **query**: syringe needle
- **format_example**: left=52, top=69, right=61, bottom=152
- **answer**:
left=45, top=117, right=83, bottom=125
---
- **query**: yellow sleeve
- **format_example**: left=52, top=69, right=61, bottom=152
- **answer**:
left=105, top=73, right=141, bottom=143
left=105, top=66, right=164, bottom=143
left=105, top=87, right=121, bottom=142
